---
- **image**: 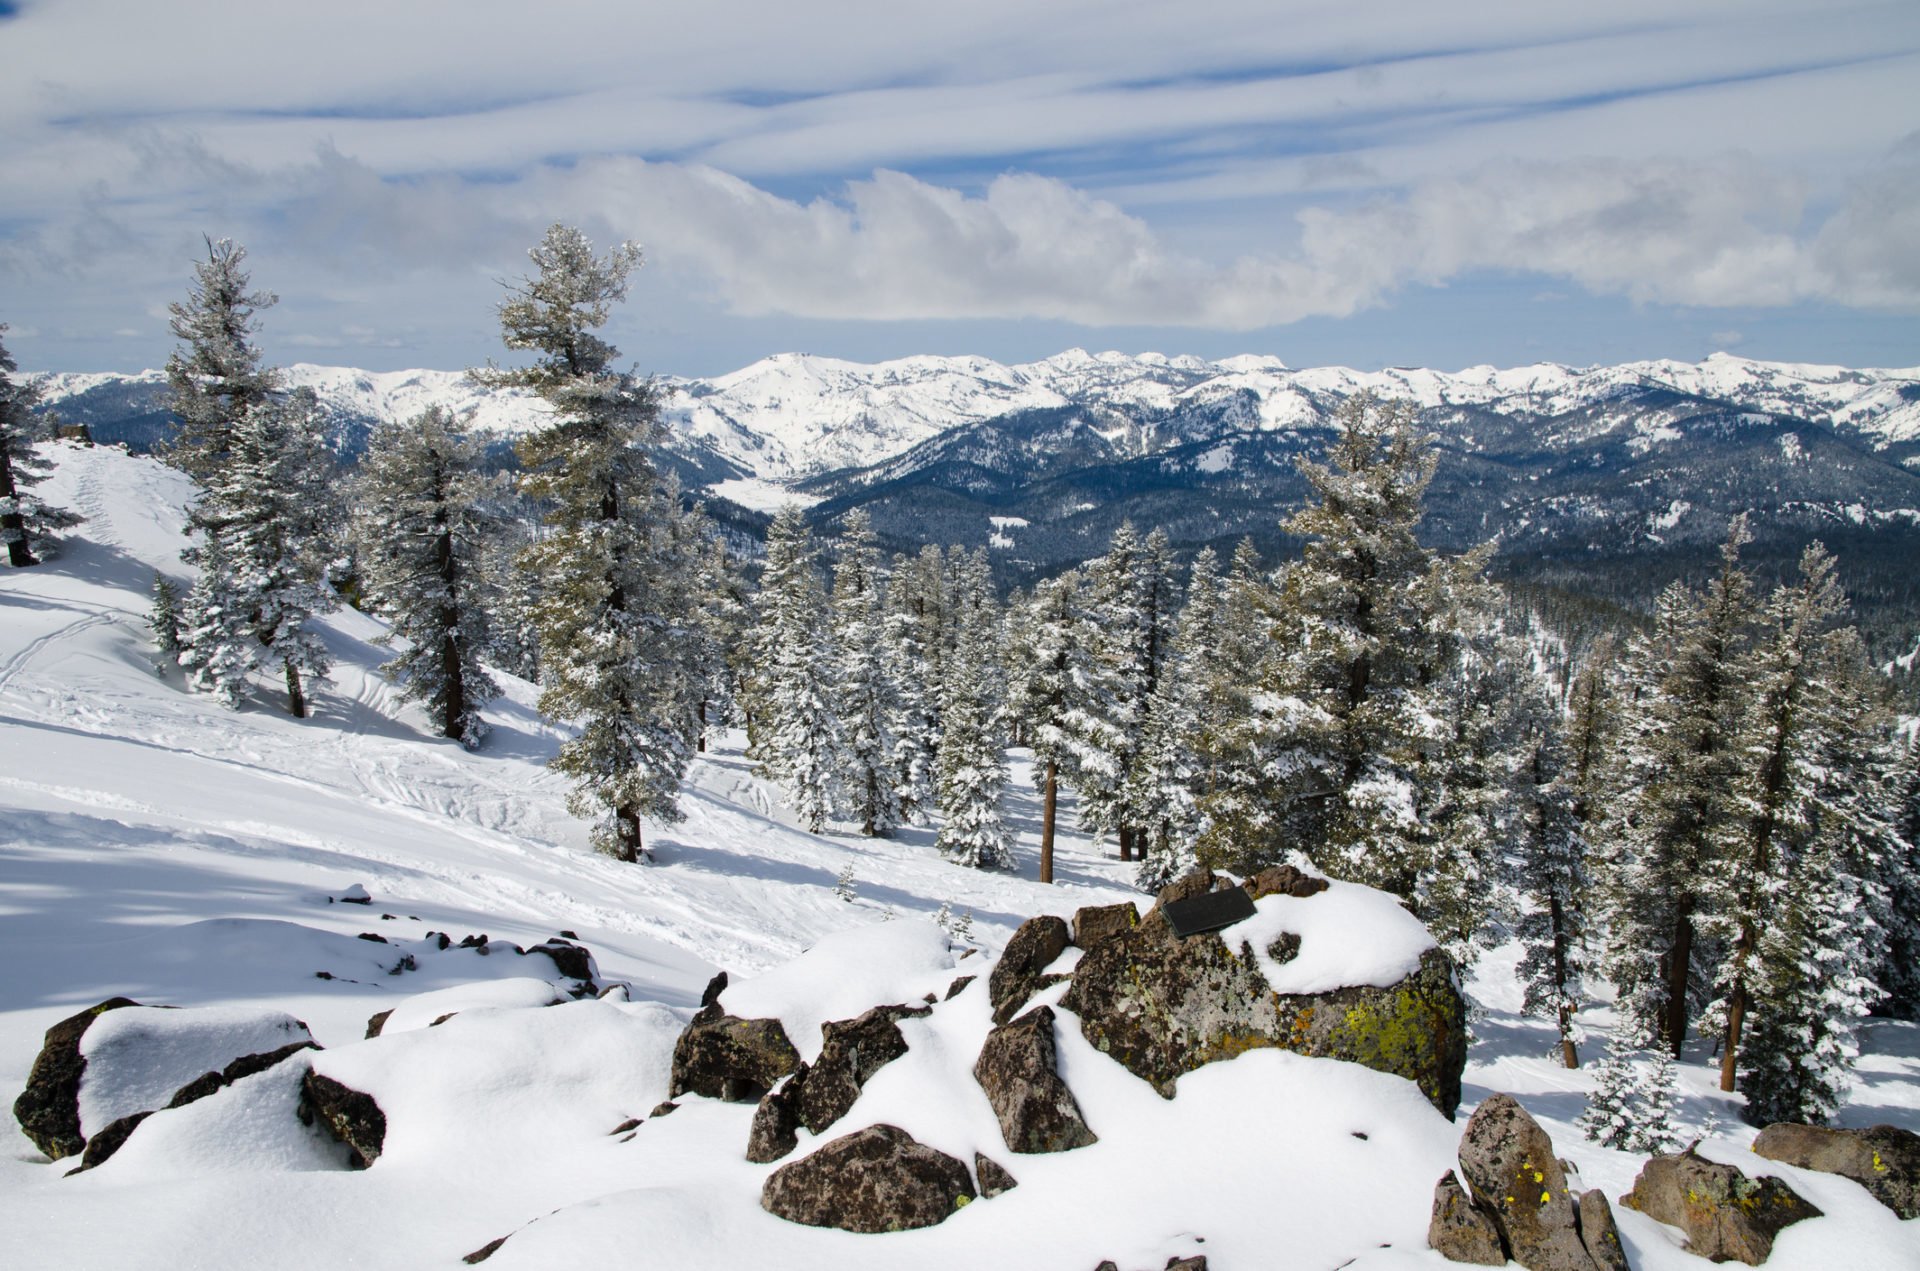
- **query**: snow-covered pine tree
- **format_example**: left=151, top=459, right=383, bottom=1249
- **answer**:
left=1578, top=1028, right=1642, bottom=1149
left=936, top=548, right=1013, bottom=869
left=473, top=224, right=694, bottom=862
left=1, top=326, right=81, bottom=567
left=687, top=528, right=748, bottom=754
left=163, top=238, right=279, bottom=483
left=831, top=509, right=900, bottom=837
left=353, top=405, right=501, bottom=747
left=177, top=528, right=254, bottom=707
left=149, top=573, right=184, bottom=665
left=1510, top=662, right=1591, bottom=1068
left=750, top=504, right=845, bottom=833
left=1602, top=518, right=1755, bottom=1057
left=882, top=547, right=942, bottom=825
left=1633, top=1046, right=1681, bottom=1153
left=1127, top=637, right=1203, bottom=892
left=1008, top=570, right=1077, bottom=883
left=1880, top=735, right=1920, bottom=1020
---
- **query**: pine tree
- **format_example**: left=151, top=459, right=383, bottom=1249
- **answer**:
left=831, top=509, right=900, bottom=836
left=1009, top=571, right=1077, bottom=882
left=1603, top=518, right=1755, bottom=1057
left=1880, top=736, right=1920, bottom=1020
left=473, top=224, right=694, bottom=861
left=750, top=505, right=845, bottom=833
left=687, top=529, right=748, bottom=754
left=936, top=549, right=1013, bottom=869
left=882, top=547, right=943, bottom=825
left=1, top=326, right=81, bottom=567
left=1633, top=1046, right=1681, bottom=1153
left=177, top=528, right=254, bottom=707
left=1512, top=662, right=1591, bottom=1068
left=1579, top=1029, right=1642, bottom=1150
left=163, top=238, right=279, bottom=483
left=353, top=406, right=501, bottom=747
left=149, top=573, right=184, bottom=666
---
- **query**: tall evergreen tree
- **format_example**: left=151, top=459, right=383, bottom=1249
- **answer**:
left=1880, top=735, right=1920, bottom=1020
left=883, top=546, right=945, bottom=824
left=1, top=326, right=80, bottom=567
left=936, top=548, right=1013, bottom=869
left=831, top=509, right=900, bottom=837
left=1510, top=661, right=1591, bottom=1068
left=473, top=224, right=693, bottom=861
left=750, top=505, right=845, bottom=832
left=1009, top=571, right=1077, bottom=883
left=1602, top=518, right=1755, bottom=1057
left=163, top=238, right=279, bottom=483
left=353, top=406, right=501, bottom=747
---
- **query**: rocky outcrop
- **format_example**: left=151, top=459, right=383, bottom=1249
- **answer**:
left=1429, top=1169, right=1506, bottom=1265
left=973, top=1005, right=1098, bottom=1155
left=1453, top=1094, right=1595, bottom=1271
left=1071, top=902, right=1139, bottom=950
left=760, top=1123, right=976, bottom=1233
left=1576, top=1188, right=1630, bottom=1271
left=528, top=937, right=597, bottom=992
left=1621, top=1147, right=1821, bottom=1265
left=1243, top=864, right=1330, bottom=900
left=745, top=1003, right=927, bottom=1162
left=72, top=1110, right=153, bottom=1173
left=1061, top=876, right=1465, bottom=1115
left=68, top=1040, right=323, bottom=1173
left=1752, top=1121, right=1920, bottom=1219
left=989, top=915, right=1071, bottom=1026
left=298, top=1071, right=387, bottom=1169
left=668, top=1004, right=801, bottom=1102
left=11, top=997, right=141, bottom=1160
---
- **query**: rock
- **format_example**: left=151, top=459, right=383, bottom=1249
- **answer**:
left=1455, top=1093, right=1591, bottom=1271
left=989, top=915, right=1072, bottom=1026
left=746, top=1066, right=807, bottom=1164
left=761, top=1123, right=976, bottom=1233
left=1071, top=902, right=1139, bottom=950
left=608, top=1118, right=641, bottom=1136
left=649, top=1100, right=679, bottom=1118
left=1061, top=908, right=1466, bottom=1115
left=668, top=1004, right=801, bottom=1102
left=1244, top=864, right=1330, bottom=900
left=11, top=997, right=141, bottom=1160
left=1576, top=1189, right=1629, bottom=1271
left=462, top=1236, right=509, bottom=1264
left=1429, top=1168, right=1507, bottom=1265
left=944, top=974, right=976, bottom=1001
left=1147, top=867, right=1225, bottom=918
left=974, top=1152, right=1018, bottom=1197
left=71, top=1110, right=152, bottom=1174
left=299, top=1071, right=387, bottom=1169
left=700, top=970, right=729, bottom=1007
left=365, top=1010, right=393, bottom=1039
left=1165, top=1258, right=1209, bottom=1271
left=1621, top=1147, right=1821, bottom=1265
left=529, top=938, right=596, bottom=989
left=1752, top=1121, right=1920, bottom=1219
left=163, top=1041, right=319, bottom=1112
left=797, top=1004, right=925, bottom=1133
left=973, top=1005, right=1098, bottom=1154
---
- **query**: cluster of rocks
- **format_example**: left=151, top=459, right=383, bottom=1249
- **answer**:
left=1431, top=1094, right=1919, bottom=1267
left=653, top=865, right=1470, bottom=1236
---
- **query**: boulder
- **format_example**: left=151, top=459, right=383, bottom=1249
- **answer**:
left=668, top=1004, right=801, bottom=1102
left=528, top=938, right=596, bottom=990
left=12, top=997, right=141, bottom=1160
left=745, top=1003, right=928, bottom=1161
left=1071, top=902, right=1139, bottom=950
left=989, top=915, right=1071, bottom=1026
left=298, top=1071, right=387, bottom=1169
left=71, top=1110, right=152, bottom=1174
left=1244, top=864, right=1330, bottom=900
left=760, top=1123, right=976, bottom=1233
left=974, top=1152, right=1018, bottom=1197
left=1621, top=1147, right=1821, bottom=1265
left=1576, top=1189, right=1629, bottom=1271
left=364, top=1010, right=393, bottom=1040
left=1429, top=1169, right=1507, bottom=1265
left=1061, top=904, right=1465, bottom=1115
left=973, top=1005, right=1098, bottom=1155
left=1752, top=1121, right=1920, bottom=1219
left=1454, top=1093, right=1592, bottom=1271
left=746, top=1067, right=807, bottom=1164
left=165, top=1041, right=319, bottom=1111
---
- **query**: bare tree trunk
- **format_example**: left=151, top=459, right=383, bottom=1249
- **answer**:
left=1665, top=903, right=1695, bottom=1059
left=285, top=659, right=306, bottom=718
left=1039, top=757, right=1058, bottom=884
left=1118, top=825, right=1134, bottom=862
left=698, top=699, right=708, bottom=753
left=2, top=457, right=35, bottom=567
left=615, top=804, right=643, bottom=864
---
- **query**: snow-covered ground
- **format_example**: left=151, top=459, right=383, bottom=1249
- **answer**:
left=3, top=443, right=1916, bottom=1269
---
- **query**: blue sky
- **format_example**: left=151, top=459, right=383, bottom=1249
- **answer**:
left=1, top=0, right=1916, bottom=375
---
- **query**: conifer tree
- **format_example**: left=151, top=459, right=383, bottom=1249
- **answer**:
left=1578, top=1029, right=1642, bottom=1150
left=883, top=547, right=943, bottom=824
left=1009, top=571, right=1077, bottom=883
left=831, top=509, right=900, bottom=837
left=1880, top=736, right=1920, bottom=1020
left=688, top=530, right=748, bottom=754
left=1, top=326, right=81, bottom=567
left=353, top=406, right=500, bottom=747
left=1511, top=664, right=1591, bottom=1068
left=1603, top=518, right=1756, bottom=1056
left=474, top=224, right=693, bottom=861
left=935, top=549, right=1013, bottom=869
left=163, top=238, right=279, bottom=483
left=750, top=504, right=845, bottom=833
left=177, top=528, right=253, bottom=707
left=149, top=573, right=184, bottom=665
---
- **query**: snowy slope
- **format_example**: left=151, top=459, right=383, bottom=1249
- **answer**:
left=3, top=445, right=1917, bottom=1271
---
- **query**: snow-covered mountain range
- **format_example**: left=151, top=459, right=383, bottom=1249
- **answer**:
left=33, top=348, right=1920, bottom=483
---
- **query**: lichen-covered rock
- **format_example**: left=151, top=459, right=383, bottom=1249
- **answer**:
left=1071, top=902, right=1139, bottom=950
left=298, top=1071, right=387, bottom=1169
left=797, top=1004, right=925, bottom=1134
left=746, top=1066, right=807, bottom=1164
left=760, top=1123, right=976, bottom=1233
left=1244, top=864, right=1330, bottom=900
left=1752, top=1121, right=1920, bottom=1219
left=1060, top=903, right=1465, bottom=1116
left=973, top=1005, right=1098, bottom=1155
left=668, top=1004, right=801, bottom=1102
left=1621, top=1147, right=1821, bottom=1265
left=989, top=914, right=1071, bottom=1026
left=11, top=997, right=141, bottom=1160
left=1429, top=1168, right=1507, bottom=1264
left=1455, top=1094, right=1592, bottom=1271
left=528, top=938, right=596, bottom=992
left=1576, top=1189, right=1629, bottom=1271
left=974, top=1152, right=1018, bottom=1197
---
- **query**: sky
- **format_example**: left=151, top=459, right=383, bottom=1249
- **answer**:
left=1, top=0, right=1917, bottom=377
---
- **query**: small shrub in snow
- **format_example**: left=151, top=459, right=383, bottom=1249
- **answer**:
left=833, top=863, right=857, bottom=903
